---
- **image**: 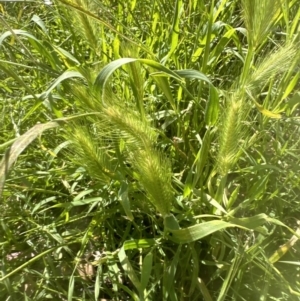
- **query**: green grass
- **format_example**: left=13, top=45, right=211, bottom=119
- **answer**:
left=1, top=0, right=300, bottom=300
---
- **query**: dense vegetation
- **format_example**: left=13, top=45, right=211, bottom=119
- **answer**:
left=1, top=0, right=300, bottom=300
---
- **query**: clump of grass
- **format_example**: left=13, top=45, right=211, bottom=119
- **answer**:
left=1, top=0, right=300, bottom=300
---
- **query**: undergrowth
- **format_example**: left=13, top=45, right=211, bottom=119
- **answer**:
left=1, top=0, right=300, bottom=300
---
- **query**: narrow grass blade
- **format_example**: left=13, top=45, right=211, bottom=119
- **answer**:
left=0, top=246, right=59, bottom=281
left=118, top=247, right=142, bottom=294
left=269, top=222, right=300, bottom=263
left=168, top=220, right=237, bottom=244
left=192, top=128, right=211, bottom=187
left=162, top=0, right=183, bottom=62
left=175, top=69, right=219, bottom=124
left=118, top=182, right=134, bottom=221
left=68, top=272, right=75, bottom=301
left=123, top=239, right=159, bottom=250
left=94, top=58, right=182, bottom=95
left=151, top=74, right=176, bottom=111
left=0, top=121, right=59, bottom=196
left=169, top=214, right=271, bottom=244
left=141, top=251, right=153, bottom=292
left=198, top=278, right=213, bottom=301
left=163, top=245, right=181, bottom=300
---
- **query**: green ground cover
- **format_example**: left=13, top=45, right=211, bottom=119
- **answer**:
left=1, top=0, right=300, bottom=300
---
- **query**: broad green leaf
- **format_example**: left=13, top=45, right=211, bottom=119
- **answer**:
left=0, top=113, right=88, bottom=196
left=192, top=45, right=205, bottom=63
left=213, top=0, right=230, bottom=22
